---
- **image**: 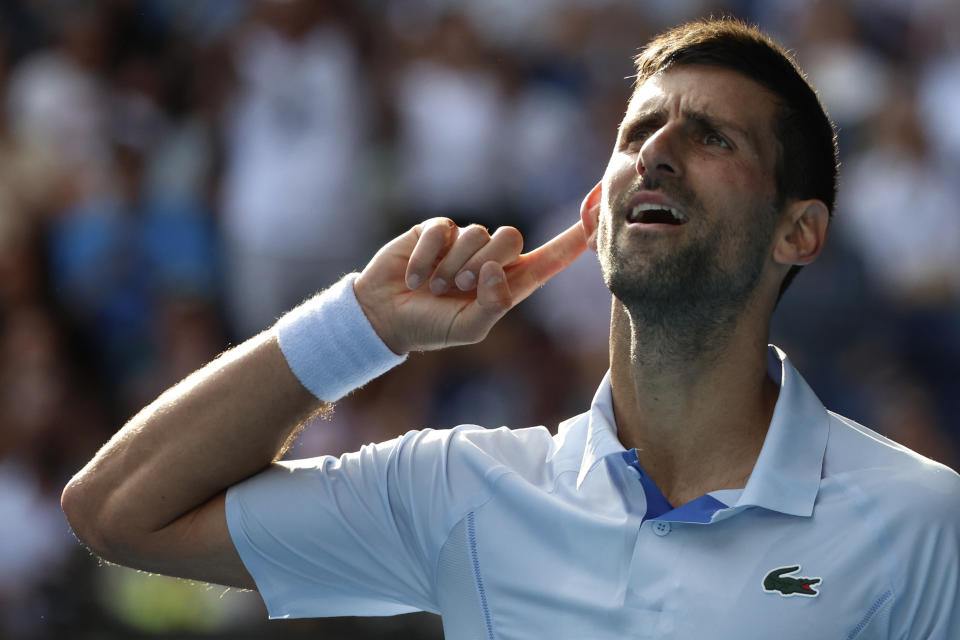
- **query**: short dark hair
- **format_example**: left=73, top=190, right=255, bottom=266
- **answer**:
left=633, top=18, right=838, bottom=300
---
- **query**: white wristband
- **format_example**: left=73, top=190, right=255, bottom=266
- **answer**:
left=276, top=273, right=406, bottom=402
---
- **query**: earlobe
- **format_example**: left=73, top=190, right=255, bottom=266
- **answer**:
left=773, top=199, right=829, bottom=266
left=580, top=182, right=603, bottom=252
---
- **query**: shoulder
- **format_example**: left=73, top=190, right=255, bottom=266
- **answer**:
left=274, top=422, right=573, bottom=500
left=343, top=422, right=560, bottom=482
left=402, top=415, right=592, bottom=489
left=384, top=423, right=556, bottom=460
left=822, top=411, right=960, bottom=524
left=449, top=410, right=593, bottom=482
left=443, top=423, right=571, bottom=486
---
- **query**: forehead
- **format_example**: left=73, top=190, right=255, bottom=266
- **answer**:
left=626, top=65, right=780, bottom=157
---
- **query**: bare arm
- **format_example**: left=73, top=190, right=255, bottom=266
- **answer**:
left=61, top=216, right=586, bottom=589
left=61, top=331, right=322, bottom=588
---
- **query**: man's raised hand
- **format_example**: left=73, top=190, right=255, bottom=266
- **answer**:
left=354, top=217, right=587, bottom=354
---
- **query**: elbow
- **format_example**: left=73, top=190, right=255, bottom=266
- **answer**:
left=61, top=473, right=123, bottom=564
left=62, top=472, right=161, bottom=572
left=61, top=474, right=99, bottom=551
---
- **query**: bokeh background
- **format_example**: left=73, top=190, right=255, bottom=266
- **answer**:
left=1, top=0, right=958, bottom=638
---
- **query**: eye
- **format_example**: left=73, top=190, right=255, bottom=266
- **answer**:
left=703, top=132, right=731, bottom=149
left=620, top=126, right=651, bottom=151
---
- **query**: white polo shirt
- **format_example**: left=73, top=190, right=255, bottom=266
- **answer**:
left=226, top=347, right=960, bottom=639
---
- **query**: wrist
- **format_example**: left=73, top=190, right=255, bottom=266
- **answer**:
left=352, top=272, right=407, bottom=355
left=275, top=274, right=407, bottom=402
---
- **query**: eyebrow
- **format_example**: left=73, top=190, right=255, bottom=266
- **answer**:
left=620, top=106, right=756, bottom=148
left=683, top=109, right=753, bottom=146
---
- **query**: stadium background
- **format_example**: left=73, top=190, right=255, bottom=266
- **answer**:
left=0, top=0, right=958, bottom=638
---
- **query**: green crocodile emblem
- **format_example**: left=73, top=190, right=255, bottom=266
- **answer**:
left=763, top=565, right=821, bottom=597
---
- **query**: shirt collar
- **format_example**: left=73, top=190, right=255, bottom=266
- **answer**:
left=735, top=346, right=829, bottom=516
left=576, top=370, right=627, bottom=488
left=575, top=346, right=830, bottom=517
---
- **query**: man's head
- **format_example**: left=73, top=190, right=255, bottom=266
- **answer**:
left=632, top=18, right=838, bottom=299
left=581, top=18, right=836, bottom=345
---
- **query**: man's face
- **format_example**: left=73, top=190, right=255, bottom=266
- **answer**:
left=596, top=64, right=783, bottom=330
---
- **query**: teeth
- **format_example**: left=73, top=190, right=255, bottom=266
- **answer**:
left=629, top=203, right=686, bottom=223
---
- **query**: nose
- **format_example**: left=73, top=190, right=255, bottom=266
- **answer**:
left=636, top=124, right=682, bottom=179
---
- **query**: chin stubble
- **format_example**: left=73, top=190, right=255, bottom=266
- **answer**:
left=601, top=198, right=777, bottom=366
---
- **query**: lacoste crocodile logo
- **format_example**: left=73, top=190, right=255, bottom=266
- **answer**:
left=762, top=565, right=821, bottom=597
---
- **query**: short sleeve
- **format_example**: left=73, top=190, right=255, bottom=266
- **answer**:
left=885, top=466, right=960, bottom=639
left=225, top=426, right=488, bottom=619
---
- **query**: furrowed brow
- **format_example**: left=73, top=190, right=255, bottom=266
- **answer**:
left=619, top=109, right=666, bottom=142
left=683, top=109, right=752, bottom=145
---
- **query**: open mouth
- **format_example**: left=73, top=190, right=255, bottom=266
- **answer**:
left=627, top=203, right=687, bottom=225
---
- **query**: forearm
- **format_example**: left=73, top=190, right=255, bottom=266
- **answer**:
left=62, top=328, right=323, bottom=551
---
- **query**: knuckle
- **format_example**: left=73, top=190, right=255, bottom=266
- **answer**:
left=422, top=217, right=454, bottom=238
left=453, top=228, right=489, bottom=253
left=424, top=220, right=445, bottom=236
left=494, top=226, right=523, bottom=251
left=462, top=223, right=490, bottom=239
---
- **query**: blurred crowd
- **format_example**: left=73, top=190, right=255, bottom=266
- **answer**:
left=0, top=0, right=957, bottom=638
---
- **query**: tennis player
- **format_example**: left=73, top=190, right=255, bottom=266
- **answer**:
left=63, top=18, right=959, bottom=639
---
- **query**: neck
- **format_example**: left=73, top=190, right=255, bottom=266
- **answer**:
left=608, top=296, right=779, bottom=506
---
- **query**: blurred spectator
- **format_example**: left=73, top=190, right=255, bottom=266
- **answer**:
left=838, top=84, right=960, bottom=306
left=219, top=0, right=373, bottom=339
left=0, top=304, right=101, bottom=638
left=793, top=1, right=892, bottom=141
left=4, top=6, right=112, bottom=202
left=500, top=62, right=596, bottom=221
left=392, top=12, right=507, bottom=225
left=45, top=132, right=220, bottom=412
left=916, top=2, right=960, bottom=172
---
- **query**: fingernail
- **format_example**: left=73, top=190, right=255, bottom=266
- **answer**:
left=430, top=278, right=447, bottom=294
left=406, top=274, right=421, bottom=289
left=455, top=270, right=476, bottom=291
left=485, top=273, right=503, bottom=287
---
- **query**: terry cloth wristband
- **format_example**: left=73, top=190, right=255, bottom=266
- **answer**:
left=276, top=273, right=407, bottom=402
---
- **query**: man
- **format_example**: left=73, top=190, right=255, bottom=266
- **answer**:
left=62, top=19, right=959, bottom=639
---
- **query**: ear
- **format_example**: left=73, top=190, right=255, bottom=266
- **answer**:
left=580, top=181, right=603, bottom=252
left=772, top=199, right=828, bottom=267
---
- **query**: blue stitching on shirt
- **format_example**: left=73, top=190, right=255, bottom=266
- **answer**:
left=467, top=511, right=495, bottom=640
left=847, top=589, right=892, bottom=640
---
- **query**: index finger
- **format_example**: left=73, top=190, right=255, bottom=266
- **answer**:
left=506, top=220, right=587, bottom=301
